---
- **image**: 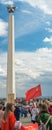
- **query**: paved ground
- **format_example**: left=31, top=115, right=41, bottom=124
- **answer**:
left=20, top=114, right=31, bottom=125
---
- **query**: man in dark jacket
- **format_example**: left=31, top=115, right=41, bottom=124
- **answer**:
left=14, top=104, right=20, bottom=121
left=36, top=103, right=52, bottom=130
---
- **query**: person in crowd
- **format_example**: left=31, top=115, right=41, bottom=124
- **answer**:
left=20, top=106, right=25, bottom=117
left=14, top=103, right=20, bottom=121
left=45, top=100, right=50, bottom=108
left=0, top=104, right=4, bottom=130
left=23, top=106, right=28, bottom=117
left=31, top=103, right=39, bottom=123
left=2, top=102, right=5, bottom=111
left=36, top=103, right=52, bottom=130
left=2, top=103, right=22, bottom=130
left=48, top=102, right=52, bottom=115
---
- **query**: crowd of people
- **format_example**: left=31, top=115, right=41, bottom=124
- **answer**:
left=30, top=99, right=52, bottom=130
left=0, top=99, right=52, bottom=130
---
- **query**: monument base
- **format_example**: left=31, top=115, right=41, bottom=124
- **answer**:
left=7, top=93, right=15, bottom=103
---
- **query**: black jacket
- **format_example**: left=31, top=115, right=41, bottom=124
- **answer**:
left=14, top=107, right=20, bottom=121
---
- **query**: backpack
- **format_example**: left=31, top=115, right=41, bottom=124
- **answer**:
left=39, top=124, right=47, bottom=130
left=38, top=116, right=51, bottom=130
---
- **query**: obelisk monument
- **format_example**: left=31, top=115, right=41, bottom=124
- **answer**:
left=7, top=6, right=16, bottom=103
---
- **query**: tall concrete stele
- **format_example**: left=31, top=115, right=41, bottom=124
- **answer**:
left=7, top=6, right=16, bottom=103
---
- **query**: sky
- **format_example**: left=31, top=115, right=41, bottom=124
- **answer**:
left=0, top=0, right=52, bottom=98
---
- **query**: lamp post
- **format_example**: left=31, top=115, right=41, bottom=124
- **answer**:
left=7, top=6, right=16, bottom=103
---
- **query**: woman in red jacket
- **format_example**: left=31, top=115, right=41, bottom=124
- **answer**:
left=2, top=103, right=21, bottom=130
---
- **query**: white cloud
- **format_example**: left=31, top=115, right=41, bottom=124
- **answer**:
left=43, top=36, right=52, bottom=44
left=0, top=0, right=13, bottom=5
left=0, top=48, right=52, bottom=95
left=0, top=66, right=6, bottom=76
left=15, top=15, right=43, bottom=38
left=45, top=28, right=52, bottom=33
left=46, top=21, right=51, bottom=26
left=18, top=0, right=52, bottom=15
left=0, top=19, right=8, bottom=37
left=5, top=0, right=52, bottom=39
left=21, top=10, right=32, bottom=14
left=1, top=0, right=52, bottom=14
left=0, top=53, right=7, bottom=77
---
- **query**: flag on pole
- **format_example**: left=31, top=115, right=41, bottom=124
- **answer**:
left=25, top=84, right=42, bottom=101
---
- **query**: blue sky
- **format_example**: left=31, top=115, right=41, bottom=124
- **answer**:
left=0, top=0, right=52, bottom=98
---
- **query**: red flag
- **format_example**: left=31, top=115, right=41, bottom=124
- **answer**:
left=25, top=84, right=42, bottom=101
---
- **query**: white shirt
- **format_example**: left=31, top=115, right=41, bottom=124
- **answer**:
left=31, top=107, right=38, bottom=121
